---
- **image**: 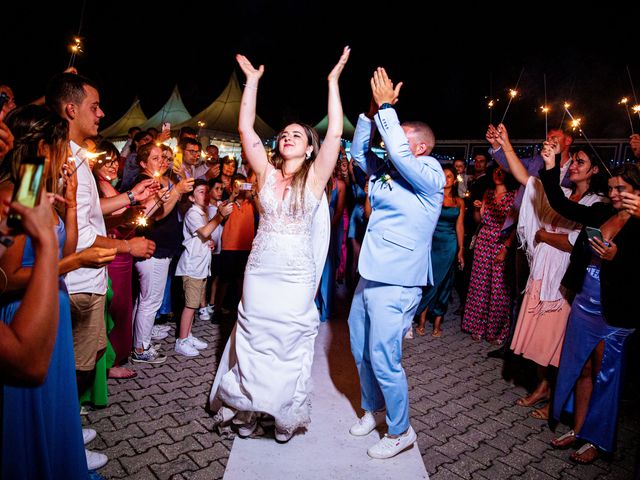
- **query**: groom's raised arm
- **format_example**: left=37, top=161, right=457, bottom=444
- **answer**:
left=375, top=108, right=444, bottom=196
left=350, top=114, right=385, bottom=176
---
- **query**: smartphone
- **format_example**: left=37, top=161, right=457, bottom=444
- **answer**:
left=585, top=226, right=603, bottom=242
left=0, top=92, right=8, bottom=113
left=238, top=182, right=253, bottom=191
left=161, top=122, right=171, bottom=132
left=8, top=156, right=46, bottom=229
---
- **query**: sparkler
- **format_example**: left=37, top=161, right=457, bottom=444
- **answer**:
left=499, top=89, right=519, bottom=125
left=488, top=99, right=495, bottom=125
left=619, top=97, right=635, bottom=134
left=543, top=74, right=548, bottom=137
left=70, top=150, right=106, bottom=175
left=499, top=67, right=525, bottom=125
left=563, top=104, right=612, bottom=177
left=67, top=37, right=83, bottom=69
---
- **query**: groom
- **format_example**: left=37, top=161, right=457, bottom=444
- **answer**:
left=348, top=67, right=445, bottom=459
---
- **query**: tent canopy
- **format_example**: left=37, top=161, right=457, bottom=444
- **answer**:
left=140, top=85, right=192, bottom=130
left=100, top=97, right=148, bottom=139
left=175, top=72, right=275, bottom=138
left=313, top=114, right=356, bottom=140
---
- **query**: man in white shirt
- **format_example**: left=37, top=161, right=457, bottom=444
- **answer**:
left=46, top=72, right=157, bottom=470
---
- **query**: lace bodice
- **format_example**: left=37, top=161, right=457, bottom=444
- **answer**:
left=256, top=168, right=320, bottom=235
left=246, top=169, right=321, bottom=279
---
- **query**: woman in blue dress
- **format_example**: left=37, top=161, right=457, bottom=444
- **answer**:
left=415, top=165, right=464, bottom=337
left=0, top=105, right=114, bottom=478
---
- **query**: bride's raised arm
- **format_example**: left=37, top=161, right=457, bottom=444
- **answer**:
left=311, top=47, right=350, bottom=193
left=236, top=54, right=269, bottom=183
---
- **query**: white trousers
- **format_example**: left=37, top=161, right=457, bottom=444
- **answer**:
left=133, top=257, right=172, bottom=349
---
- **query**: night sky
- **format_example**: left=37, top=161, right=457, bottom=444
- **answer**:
left=3, top=2, right=640, bottom=140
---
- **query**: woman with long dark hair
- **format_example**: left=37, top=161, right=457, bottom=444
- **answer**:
left=209, top=47, right=350, bottom=442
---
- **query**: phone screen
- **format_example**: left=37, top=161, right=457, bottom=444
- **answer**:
left=585, top=226, right=603, bottom=241
left=8, top=157, right=45, bottom=228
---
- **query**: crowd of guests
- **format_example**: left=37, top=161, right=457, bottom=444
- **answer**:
left=0, top=69, right=639, bottom=478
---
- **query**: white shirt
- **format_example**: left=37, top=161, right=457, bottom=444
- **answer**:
left=65, top=141, right=108, bottom=295
left=176, top=205, right=212, bottom=279
left=207, top=202, right=223, bottom=255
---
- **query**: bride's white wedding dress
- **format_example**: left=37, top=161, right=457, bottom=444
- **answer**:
left=209, top=167, right=330, bottom=436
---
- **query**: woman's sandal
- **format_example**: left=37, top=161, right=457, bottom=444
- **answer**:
left=415, top=326, right=426, bottom=336
left=529, top=406, right=549, bottom=420
left=431, top=329, right=442, bottom=338
left=570, top=442, right=599, bottom=464
left=550, top=429, right=577, bottom=450
left=515, top=392, right=550, bottom=408
left=471, top=334, right=482, bottom=342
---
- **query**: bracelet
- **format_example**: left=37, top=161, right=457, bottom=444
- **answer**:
left=503, top=148, right=514, bottom=153
left=243, top=83, right=258, bottom=90
left=123, top=239, right=131, bottom=253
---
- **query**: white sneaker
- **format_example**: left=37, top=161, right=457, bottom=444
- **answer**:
left=151, top=325, right=169, bottom=341
left=237, top=420, right=258, bottom=438
left=82, top=428, right=97, bottom=445
left=197, top=307, right=211, bottom=320
left=155, top=324, right=171, bottom=332
left=404, top=328, right=414, bottom=340
left=188, top=335, right=208, bottom=350
left=367, top=426, right=417, bottom=459
left=175, top=338, right=199, bottom=357
left=350, top=410, right=385, bottom=436
left=206, top=304, right=215, bottom=315
left=274, top=428, right=294, bottom=443
left=85, top=448, right=108, bottom=470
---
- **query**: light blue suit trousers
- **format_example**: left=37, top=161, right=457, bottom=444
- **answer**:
left=348, top=278, right=422, bottom=435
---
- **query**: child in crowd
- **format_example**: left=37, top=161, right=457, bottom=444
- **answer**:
left=206, top=177, right=226, bottom=320
left=175, top=180, right=229, bottom=356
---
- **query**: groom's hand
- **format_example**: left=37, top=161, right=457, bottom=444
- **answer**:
left=371, top=67, right=403, bottom=107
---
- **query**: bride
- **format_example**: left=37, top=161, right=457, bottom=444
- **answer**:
left=209, top=47, right=350, bottom=442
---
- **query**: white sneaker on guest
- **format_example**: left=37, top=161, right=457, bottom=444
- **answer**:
left=188, top=335, right=208, bottom=350
left=349, top=410, right=385, bottom=436
left=197, top=307, right=211, bottom=321
left=367, top=426, right=417, bottom=459
left=85, top=448, right=108, bottom=470
left=175, top=338, right=199, bottom=357
left=82, top=428, right=96, bottom=445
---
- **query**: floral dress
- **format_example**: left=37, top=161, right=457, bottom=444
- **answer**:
left=461, top=189, right=515, bottom=343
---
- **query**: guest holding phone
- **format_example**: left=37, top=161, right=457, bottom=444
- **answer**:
left=0, top=105, right=116, bottom=479
left=539, top=141, right=640, bottom=464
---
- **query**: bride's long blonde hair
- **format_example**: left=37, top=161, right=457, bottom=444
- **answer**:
left=269, top=123, right=320, bottom=213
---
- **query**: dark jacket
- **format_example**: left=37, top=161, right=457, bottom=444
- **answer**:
left=539, top=165, right=640, bottom=329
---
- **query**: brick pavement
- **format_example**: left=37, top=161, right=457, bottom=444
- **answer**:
left=89, top=290, right=639, bottom=479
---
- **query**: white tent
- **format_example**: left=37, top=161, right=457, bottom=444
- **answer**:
left=140, top=85, right=192, bottom=130
left=175, top=72, right=275, bottom=139
left=313, top=114, right=356, bottom=140
left=100, top=97, right=148, bottom=139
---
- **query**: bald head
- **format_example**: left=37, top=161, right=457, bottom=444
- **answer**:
left=401, top=121, right=435, bottom=156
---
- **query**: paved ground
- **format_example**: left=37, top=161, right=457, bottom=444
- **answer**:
left=89, top=288, right=639, bottom=479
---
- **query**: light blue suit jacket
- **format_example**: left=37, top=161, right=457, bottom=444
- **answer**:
left=351, top=110, right=445, bottom=287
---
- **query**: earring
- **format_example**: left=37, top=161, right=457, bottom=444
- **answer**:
left=305, top=152, right=311, bottom=160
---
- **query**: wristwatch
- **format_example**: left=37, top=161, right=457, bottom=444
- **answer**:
left=379, top=103, right=393, bottom=110
left=126, top=190, right=137, bottom=206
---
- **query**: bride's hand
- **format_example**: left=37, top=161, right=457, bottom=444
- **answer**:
left=236, top=54, right=264, bottom=83
left=327, top=46, right=351, bottom=83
